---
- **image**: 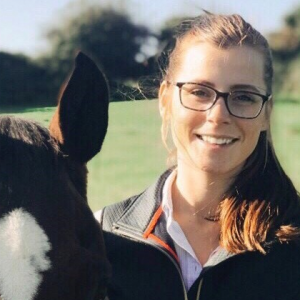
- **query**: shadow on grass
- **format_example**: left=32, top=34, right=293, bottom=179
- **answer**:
left=0, top=106, right=55, bottom=114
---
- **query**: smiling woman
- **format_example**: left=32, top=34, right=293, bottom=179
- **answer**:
left=96, top=12, right=300, bottom=300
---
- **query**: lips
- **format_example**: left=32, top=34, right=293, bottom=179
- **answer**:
left=196, top=134, right=239, bottom=145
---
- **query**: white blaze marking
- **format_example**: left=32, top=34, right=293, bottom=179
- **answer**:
left=0, top=208, right=52, bottom=300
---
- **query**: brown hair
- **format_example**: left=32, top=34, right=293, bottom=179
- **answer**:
left=159, top=13, right=300, bottom=254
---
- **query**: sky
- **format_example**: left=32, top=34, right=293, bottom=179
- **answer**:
left=0, top=0, right=300, bottom=57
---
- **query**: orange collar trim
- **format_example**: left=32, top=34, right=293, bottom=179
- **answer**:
left=143, top=205, right=179, bottom=263
left=143, top=205, right=163, bottom=238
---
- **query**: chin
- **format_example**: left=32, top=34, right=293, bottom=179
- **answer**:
left=193, top=161, right=243, bottom=178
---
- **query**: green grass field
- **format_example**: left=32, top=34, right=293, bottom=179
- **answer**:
left=272, top=100, right=300, bottom=191
left=1, top=99, right=300, bottom=211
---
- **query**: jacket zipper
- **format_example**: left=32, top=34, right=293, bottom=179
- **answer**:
left=196, top=278, right=203, bottom=300
left=112, top=225, right=189, bottom=300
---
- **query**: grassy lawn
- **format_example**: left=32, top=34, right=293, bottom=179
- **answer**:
left=272, top=100, right=300, bottom=192
left=86, top=100, right=167, bottom=211
left=1, top=98, right=300, bottom=211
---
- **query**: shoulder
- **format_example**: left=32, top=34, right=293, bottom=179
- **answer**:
left=267, top=241, right=300, bottom=297
left=272, top=240, right=300, bottom=261
left=257, top=240, right=300, bottom=282
left=102, top=194, right=141, bottom=231
left=94, top=194, right=139, bottom=229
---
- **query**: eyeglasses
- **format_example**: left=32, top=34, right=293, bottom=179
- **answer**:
left=168, top=82, right=271, bottom=119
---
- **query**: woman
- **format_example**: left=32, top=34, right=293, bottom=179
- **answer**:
left=96, top=13, right=300, bottom=300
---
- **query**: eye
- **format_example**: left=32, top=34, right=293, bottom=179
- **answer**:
left=231, top=92, right=259, bottom=104
left=191, top=88, right=211, bottom=98
left=183, top=84, right=214, bottom=99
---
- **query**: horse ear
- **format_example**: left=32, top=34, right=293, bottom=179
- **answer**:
left=49, top=52, right=109, bottom=163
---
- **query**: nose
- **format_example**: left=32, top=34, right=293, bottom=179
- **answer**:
left=206, top=96, right=231, bottom=124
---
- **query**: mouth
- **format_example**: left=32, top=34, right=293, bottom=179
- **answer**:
left=196, top=134, right=239, bottom=146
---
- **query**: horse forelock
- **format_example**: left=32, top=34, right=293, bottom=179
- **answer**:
left=0, top=116, right=59, bottom=152
left=0, top=117, right=63, bottom=207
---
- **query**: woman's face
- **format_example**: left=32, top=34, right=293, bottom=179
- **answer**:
left=159, top=42, right=270, bottom=177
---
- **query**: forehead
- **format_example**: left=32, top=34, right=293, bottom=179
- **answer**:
left=174, top=42, right=266, bottom=91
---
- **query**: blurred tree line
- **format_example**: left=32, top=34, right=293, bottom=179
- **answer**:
left=269, top=7, right=300, bottom=98
left=0, top=52, right=54, bottom=106
left=0, top=4, right=299, bottom=106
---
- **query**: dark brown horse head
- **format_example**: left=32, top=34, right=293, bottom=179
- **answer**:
left=0, top=52, right=110, bottom=300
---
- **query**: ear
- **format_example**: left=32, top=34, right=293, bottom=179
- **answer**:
left=158, top=80, right=170, bottom=118
left=49, top=52, right=109, bottom=163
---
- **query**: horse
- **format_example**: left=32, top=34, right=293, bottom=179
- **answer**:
left=0, top=52, right=110, bottom=300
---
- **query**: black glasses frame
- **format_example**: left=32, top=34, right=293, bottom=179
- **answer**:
left=169, top=81, right=271, bottom=119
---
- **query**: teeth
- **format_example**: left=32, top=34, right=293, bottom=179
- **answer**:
left=201, top=135, right=234, bottom=145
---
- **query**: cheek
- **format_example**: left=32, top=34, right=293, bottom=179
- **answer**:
left=171, top=90, right=203, bottom=126
left=240, top=119, right=266, bottom=153
left=171, top=103, right=199, bottom=141
left=248, top=130, right=262, bottom=151
left=170, top=106, right=190, bottom=150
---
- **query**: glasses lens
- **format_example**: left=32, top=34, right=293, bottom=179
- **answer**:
left=181, top=83, right=215, bottom=110
left=228, top=92, right=264, bottom=118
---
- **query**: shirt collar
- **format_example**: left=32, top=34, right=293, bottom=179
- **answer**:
left=161, top=169, right=177, bottom=219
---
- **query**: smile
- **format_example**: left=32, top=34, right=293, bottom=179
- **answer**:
left=196, top=134, right=238, bottom=145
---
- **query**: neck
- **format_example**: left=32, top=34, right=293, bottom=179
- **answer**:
left=172, top=162, right=235, bottom=220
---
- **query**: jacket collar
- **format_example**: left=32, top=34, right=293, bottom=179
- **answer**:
left=113, top=169, right=173, bottom=236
